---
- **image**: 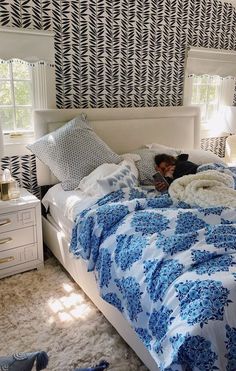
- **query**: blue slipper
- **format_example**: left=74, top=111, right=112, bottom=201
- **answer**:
left=73, top=360, right=109, bottom=371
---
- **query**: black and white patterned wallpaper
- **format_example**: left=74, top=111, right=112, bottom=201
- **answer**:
left=201, top=134, right=230, bottom=158
left=1, top=0, right=236, bottom=195
left=1, top=0, right=236, bottom=109
left=1, top=154, right=40, bottom=198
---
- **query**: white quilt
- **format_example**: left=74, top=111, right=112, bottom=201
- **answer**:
left=168, top=169, right=236, bottom=207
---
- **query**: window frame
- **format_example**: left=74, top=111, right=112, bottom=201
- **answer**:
left=0, top=60, right=34, bottom=135
left=190, top=75, right=222, bottom=130
left=0, top=27, right=56, bottom=146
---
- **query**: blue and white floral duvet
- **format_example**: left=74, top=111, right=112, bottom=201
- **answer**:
left=70, top=171, right=236, bottom=371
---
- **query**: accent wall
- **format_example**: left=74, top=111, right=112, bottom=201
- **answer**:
left=1, top=0, right=236, bottom=108
left=1, top=0, right=236, bottom=196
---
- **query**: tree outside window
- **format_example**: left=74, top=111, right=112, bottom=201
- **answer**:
left=191, top=75, right=221, bottom=128
left=0, top=60, right=33, bottom=133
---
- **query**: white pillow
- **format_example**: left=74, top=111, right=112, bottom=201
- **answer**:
left=186, top=149, right=225, bottom=165
left=121, top=153, right=141, bottom=162
left=78, top=160, right=139, bottom=196
left=146, top=143, right=225, bottom=165
left=145, top=143, right=181, bottom=156
left=97, top=161, right=138, bottom=195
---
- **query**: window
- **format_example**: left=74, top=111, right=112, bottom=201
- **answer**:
left=190, top=75, right=222, bottom=127
left=184, top=47, right=236, bottom=136
left=0, top=60, right=33, bottom=133
left=0, top=27, right=56, bottom=144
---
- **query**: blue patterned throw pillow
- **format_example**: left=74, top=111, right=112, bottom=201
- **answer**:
left=97, top=162, right=138, bottom=194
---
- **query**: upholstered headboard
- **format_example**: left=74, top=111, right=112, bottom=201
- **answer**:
left=33, top=106, right=200, bottom=186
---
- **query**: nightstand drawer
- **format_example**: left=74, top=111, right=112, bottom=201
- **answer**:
left=0, top=244, right=38, bottom=270
left=0, top=209, right=35, bottom=233
left=0, top=226, right=35, bottom=252
left=0, top=188, right=43, bottom=278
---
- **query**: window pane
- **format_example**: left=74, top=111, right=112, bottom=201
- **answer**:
left=0, top=63, right=10, bottom=79
left=206, top=105, right=217, bottom=121
left=200, top=105, right=207, bottom=121
left=0, top=81, right=12, bottom=105
left=15, top=107, right=32, bottom=130
left=190, top=75, right=222, bottom=130
left=208, top=86, right=218, bottom=102
left=0, top=108, right=14, bottom=131
left=12, top=61, right=30, bottom=79
left=14, top=81, right=32, bottom=105
left=192, top=86, right=198, bottom=103
left=199, top=86, right=207, bottom=103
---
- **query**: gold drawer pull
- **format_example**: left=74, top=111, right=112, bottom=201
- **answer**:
left=0, top=256, right=15, bottom=264
left=0, top=237, right=12, bottom=245
left=0, top=219, right=11, bottom=227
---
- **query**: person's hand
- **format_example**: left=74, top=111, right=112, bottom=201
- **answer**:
left=154, top=181, right=169, bottom=192
left=155, top=164, right=175, bottom=178
left=164, top=165, right=175, bottom=178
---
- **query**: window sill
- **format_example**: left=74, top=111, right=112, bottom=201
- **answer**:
left=4, top=133, right=35, bottom=146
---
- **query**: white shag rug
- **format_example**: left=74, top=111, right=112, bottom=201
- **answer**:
left=0, top=257, right=148, bottom=371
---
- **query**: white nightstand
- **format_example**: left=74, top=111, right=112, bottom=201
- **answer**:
left=0, top=188, right=44, bottom=278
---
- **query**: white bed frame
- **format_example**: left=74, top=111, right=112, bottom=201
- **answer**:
left=34, top=106, right=200, bottom=371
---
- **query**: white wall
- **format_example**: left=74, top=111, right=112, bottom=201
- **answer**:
left=4, top=143, right=31, bottom=157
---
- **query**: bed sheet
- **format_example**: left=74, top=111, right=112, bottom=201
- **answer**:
left=42, top=183, right=156, bottom=231
left=46, top=204, right=73, bottom=239
left=42, top=183, right=100, bottom=223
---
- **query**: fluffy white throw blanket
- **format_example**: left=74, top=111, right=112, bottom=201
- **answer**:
left=168, top=170, right=236, bottom=207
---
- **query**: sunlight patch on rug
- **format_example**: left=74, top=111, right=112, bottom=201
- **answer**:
left=48, top=291, right=92, bottom=322
left=0, top=258, right=147, bottom=371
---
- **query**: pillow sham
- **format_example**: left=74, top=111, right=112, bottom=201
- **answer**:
left=27, top=114, right=121, bottom=191
left=131, top=148, right=163, bottom=185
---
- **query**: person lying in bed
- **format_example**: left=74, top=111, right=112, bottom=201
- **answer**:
left=154, top=153, right=198, bottom=192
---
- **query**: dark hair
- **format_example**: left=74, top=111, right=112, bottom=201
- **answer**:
left=154, top=153, right=176, bottom=166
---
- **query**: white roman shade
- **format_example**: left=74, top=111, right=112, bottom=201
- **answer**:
left=0, top=27, right=56, bottom=109
left=186, top=47, right=236, bottom=77
left=0, top=27, right=55, bottom=64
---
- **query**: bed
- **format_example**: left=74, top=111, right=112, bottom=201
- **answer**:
left=31, top=106, right=236, bottom=370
